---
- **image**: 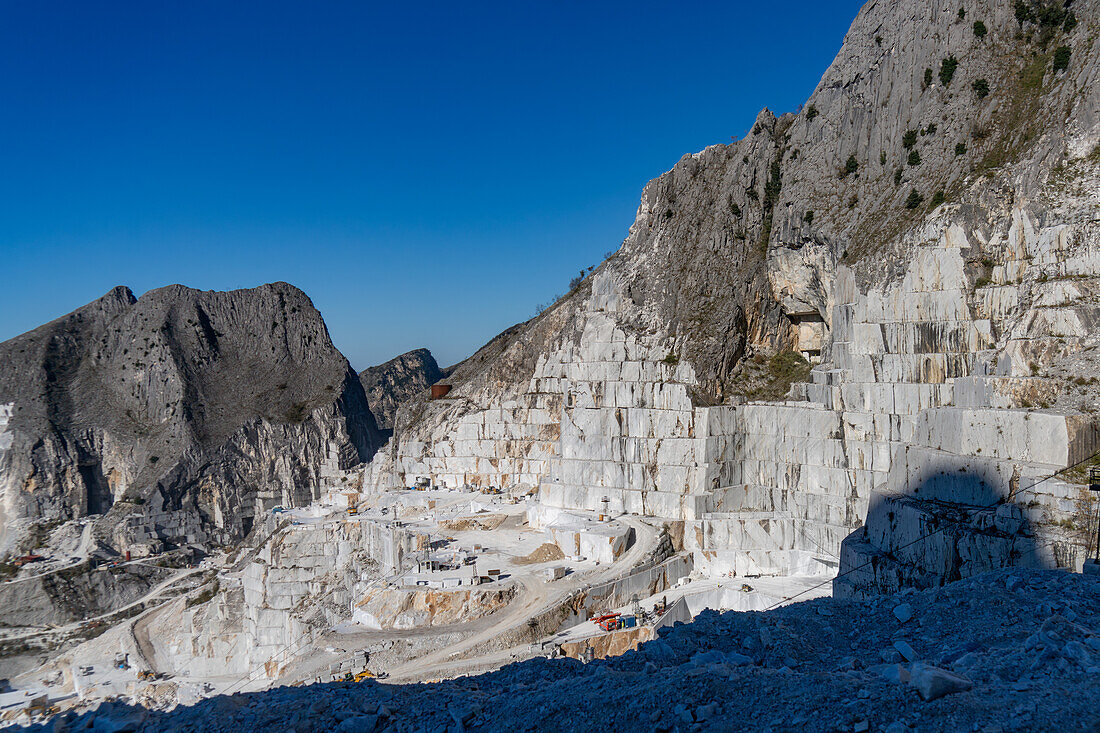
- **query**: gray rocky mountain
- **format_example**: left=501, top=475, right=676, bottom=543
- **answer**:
left=0, top=282, right=381, bottom=553
left=358, top=348, right=443, bottom=433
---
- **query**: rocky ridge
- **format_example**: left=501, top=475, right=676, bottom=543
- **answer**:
left=0, top=282, right=381, bottom=556
left=358, top=349, right=443, bottom=434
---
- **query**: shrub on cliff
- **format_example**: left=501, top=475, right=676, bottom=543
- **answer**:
left=939, top=55, right=959, bottom=86
left=1053, top=45, right=1071, bottom=73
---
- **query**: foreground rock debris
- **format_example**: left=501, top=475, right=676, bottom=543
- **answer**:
left=13, top=570, right=1100, bottom=732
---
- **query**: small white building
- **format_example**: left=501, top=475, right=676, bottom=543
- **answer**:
left=402, top=564, right=478, bottom=589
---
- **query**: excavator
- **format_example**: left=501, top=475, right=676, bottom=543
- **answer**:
left=336, top=667, right=388, bottom=682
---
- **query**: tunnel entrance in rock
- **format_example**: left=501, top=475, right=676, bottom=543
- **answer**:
left=80, top=459, right=113, bottom=515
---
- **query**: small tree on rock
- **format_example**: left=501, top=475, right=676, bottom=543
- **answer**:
left=973, top=20, right=987, bottom=39
left=939, top=55, right=959, bottom=86
left=843, top=155, right=859, bottom=177
left=1053, top=46, right=1071, bottom=73
left=905, top=190, right=924, bottom=209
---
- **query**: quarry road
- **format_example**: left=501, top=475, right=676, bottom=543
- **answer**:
left=384, top=574, right=546, bottom=682
left=385, top=516, right=659, bottom=683
left=2, top=547, right=190, bottom=587
left=0, top=559, right=84, bottom=585
left=1, top=567, right=203, bottom=641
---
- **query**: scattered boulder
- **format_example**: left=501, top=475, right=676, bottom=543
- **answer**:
left=893, top=604, right=913, bottom=624
left=909, top=662, right=972, bottom=701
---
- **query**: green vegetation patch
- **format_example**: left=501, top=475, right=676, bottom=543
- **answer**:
left=187, top=580, right=220, bottom=609
left=939, top=55, right=960, bottom=86
left=1053, top=45, right=1071, bottom=72
left=733, top=351, right=812, bottom=402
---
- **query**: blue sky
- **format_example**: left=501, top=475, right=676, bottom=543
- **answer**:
left=0, top=1, right=864, bottom=369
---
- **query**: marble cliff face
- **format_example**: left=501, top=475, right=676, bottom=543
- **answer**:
left=366, top=0, right=1100, bottom=592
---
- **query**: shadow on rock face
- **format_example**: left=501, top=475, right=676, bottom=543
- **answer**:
left=833, top=462, right=1057, bottom=599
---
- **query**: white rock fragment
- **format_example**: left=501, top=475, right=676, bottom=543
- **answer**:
left=893, top=603, right=913, bottom=624
left=909, top=662, right=973, bottom=701
left=893, top=640, right=918, bottom=662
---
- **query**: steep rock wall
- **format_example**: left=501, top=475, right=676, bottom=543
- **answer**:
left=359, top=349, right=443, bottom=433
left=367, top=0, right=1100, bottom=591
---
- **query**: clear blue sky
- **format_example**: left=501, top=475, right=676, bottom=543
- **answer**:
left=0, top=1, right=864, bottom=370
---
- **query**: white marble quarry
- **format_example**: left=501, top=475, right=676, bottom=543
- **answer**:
left=368, top=200, right=1100, bottom=587
left=227, top=516, right=417, bottom=676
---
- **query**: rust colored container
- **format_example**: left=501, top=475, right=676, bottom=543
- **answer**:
left=430, top=384, right=452, bottom=399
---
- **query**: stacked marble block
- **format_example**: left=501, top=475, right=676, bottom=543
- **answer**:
left=834, top=409, right=1092, bottom=597
left=684, top=403, right=866, bottom=577
left=536, top=314, right=716, bottom=521
left=832, top=213, right=1100, bottom=595
left=118, top=492, right=210, bottom=548
left=388, top=393, right=560, bottom=491
left=240, top=518, right=415, bottom=676
left=687, top=236, right=990, bottom=577
left=527, top=503, right=635, bottom=563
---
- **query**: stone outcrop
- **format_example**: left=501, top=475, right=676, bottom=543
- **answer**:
left=366, top=0, right=1100, bottom=593
left=359, top=348, right=443, bottom=433
left=146, top=513, right=417, bottom=677
left=353, top=585, right=516, bottom=631
left=0, top=282, right=382, bottom=551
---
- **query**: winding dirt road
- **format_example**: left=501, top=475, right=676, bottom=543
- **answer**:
left=384, top=515, right=658, bottom=682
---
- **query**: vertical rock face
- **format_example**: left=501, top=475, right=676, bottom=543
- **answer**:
left=358, top=349, right=443, bottom=433
left=0, top=282, right=381, bottom=550
left=368, top=0, right=1100, bottom=591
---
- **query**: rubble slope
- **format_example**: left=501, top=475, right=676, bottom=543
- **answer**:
left=16, top=568, right=1100, bottom=732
